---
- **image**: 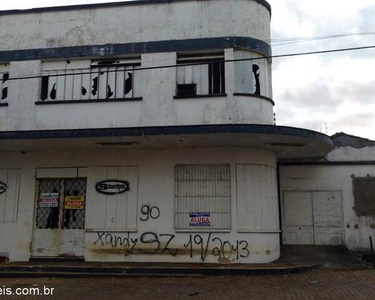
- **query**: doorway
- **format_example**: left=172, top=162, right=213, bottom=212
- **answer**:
left=31, top=178, right=86, bottom=258
left=282, top=191, right=344, bottom=245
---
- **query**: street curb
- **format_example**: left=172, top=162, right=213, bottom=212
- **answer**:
left=0, top=264, right=321, bottom=278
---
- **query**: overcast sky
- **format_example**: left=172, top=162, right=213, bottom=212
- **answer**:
left=1, top=0, right=375, bottom=139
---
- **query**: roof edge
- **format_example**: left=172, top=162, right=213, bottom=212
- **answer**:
left=0, top=124, right=332, bottom=146
left=0, top=0, right=271, bottom=16
left=0, top=36, right=272, bottom=63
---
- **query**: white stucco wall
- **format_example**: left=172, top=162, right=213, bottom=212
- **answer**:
left=279, top=164, right=375, bottom=250
left=0, top=147, right=280, bottom=263
left=0, top=0, right=270, bottom=51
left=327, top=146, right=375, bottom=162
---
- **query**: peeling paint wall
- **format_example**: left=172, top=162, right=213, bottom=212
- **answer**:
left=352, top=177, right=375, bottom=217
left=0, top=147, right=280, bottom=263
left=0, top=1, right=270, bottom=51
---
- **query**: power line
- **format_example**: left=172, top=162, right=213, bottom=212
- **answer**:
left=270, top=31, right=375, bottom=46
left=267, top=44, right=375, bottom=59
left=5, top=44, right=375, bottom=82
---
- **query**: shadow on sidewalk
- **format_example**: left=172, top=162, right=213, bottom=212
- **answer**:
left=277, top=245, right=369, bottom=269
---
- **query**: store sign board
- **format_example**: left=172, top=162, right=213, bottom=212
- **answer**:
left=190, top=212, right=211, bottom=227
left=65, top=196, right=85, bottom=210
left=95, top=180, right=130, bottom=196
left=0, top=181, right=7, bottom=195
left=39, top=193, right=59, bottom=208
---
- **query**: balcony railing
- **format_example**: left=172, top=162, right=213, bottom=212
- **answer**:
left=0, top=72, right=9, bottom=103
left=40, top=65, right=141, bottom=102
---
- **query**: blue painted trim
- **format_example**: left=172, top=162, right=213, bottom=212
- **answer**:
left=233, top=93, right=275, bottom=106
left=35, top=98, right=143, bottom=105
left=0, top=37, right=271, bottom=62
left=0, top=124, right=333, bottom=147
left=279, top=161, right=375, bottom=166
left=174, top=94, right=227, bottom=99
left=0, top=0, right=271, bottom=16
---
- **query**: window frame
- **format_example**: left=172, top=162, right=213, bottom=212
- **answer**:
left=174, top=164, right=232, bottom=232
left=175, top=53, right=226, bottom=98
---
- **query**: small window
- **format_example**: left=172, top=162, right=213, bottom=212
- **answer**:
left=176, top=54, right=225, bottom=97
left=0, top=64, right=10, bottom=103
left=40, top=58, right=141, bottom=102
left=175, top=164, right=231, bottom=230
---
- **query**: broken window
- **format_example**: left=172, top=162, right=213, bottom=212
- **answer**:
left=353, top=177, right=375, bottom=217
left=233, top=51, right=271, bottom=98
left=0, top=64, right=10, bottom=103
left=174, top=164, right=231, bottom=230
left=35, top=178, right=86, bottom=229
left=176, top=53, right=225, bottom=97
left=90, top=59, right=141, bottom=100
left=40, top=59, right=141, bottom=102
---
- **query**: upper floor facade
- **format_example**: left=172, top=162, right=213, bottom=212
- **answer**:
left=0, top=0, right=273, bottom=132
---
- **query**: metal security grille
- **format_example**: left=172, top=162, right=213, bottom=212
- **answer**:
left=35, top=178, right=86, bottom=230
left=175, top=164, right=231, bottom=230
left=40, top=59, right=141, bottom=102
left=63, top=179, right=86, bottom=229
left=35, top=179, right=61, bottom=229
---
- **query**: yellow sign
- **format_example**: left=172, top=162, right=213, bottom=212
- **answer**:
left=65, top=196, right=85, bottom=210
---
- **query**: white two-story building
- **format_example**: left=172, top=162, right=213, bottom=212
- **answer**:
left=0, top=0, right=338, bottom=264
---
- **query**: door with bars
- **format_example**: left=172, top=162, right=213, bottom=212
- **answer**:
left=32, top=178, right=86, bottom=258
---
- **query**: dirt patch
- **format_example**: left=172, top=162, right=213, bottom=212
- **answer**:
left=353, top=177, right=375, bottom=216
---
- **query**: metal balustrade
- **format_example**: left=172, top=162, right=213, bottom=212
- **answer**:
left=40, top=65, right=141, bottom=102
left=0, top=72, right=9, bottom=102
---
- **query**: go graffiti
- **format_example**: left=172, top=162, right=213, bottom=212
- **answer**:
left=93, top=204, right=250, bottom=261
left=93, top=231, right=250, bottom=261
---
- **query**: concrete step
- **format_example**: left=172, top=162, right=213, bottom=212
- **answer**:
left=0, top=271, right=204, bottom=278
left=0, top=263, right=320, bottom=278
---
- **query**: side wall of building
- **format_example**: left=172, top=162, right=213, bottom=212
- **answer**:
left=279, top=164, right=375, bottom=250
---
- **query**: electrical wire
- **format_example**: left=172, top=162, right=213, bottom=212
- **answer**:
left=270, top=31, right=375, bottom=46
left=4, top=44, right=375, bottom=81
